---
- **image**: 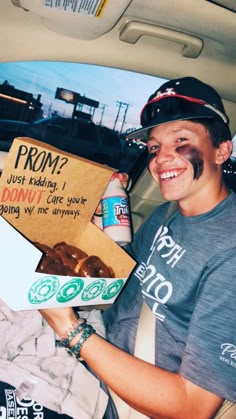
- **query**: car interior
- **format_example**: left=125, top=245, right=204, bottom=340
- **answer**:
left=1, top=0, right=236, bottom=234
left=1, top=1, right=236, bottom=417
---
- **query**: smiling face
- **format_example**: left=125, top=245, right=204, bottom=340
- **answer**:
left=147, top=120, right=231, bottom=215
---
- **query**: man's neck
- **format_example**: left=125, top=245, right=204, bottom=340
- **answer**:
left=178, top=184, right=230, bottom=216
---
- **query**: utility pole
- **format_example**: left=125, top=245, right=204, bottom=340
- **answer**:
left=113, top=101, right=123, bottom=131
left=99, top=103, right=107, bottom=125
left=113, top=101, right=130, bottom=132
left=120, top=103, right=130, bottom=134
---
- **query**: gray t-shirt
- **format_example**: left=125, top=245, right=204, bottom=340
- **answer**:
left=103, top=191, right=236, bottom=403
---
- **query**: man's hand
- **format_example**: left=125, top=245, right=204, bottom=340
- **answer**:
left=92, top=172, right=129, bottom=227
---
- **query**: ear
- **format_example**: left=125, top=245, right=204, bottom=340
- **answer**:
left=215, top=140, right=232, bottom=164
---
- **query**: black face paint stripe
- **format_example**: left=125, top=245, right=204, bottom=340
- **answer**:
left=176, top=145, right=204, bottom=180
left=146, top=145, right=204, bottom=180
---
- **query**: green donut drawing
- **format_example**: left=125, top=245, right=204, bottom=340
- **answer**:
left=28, top=276, right=60, bottom=304
left=56, top=278, right=84, bottom=303
left=102, top=279, right=124, bottom=300
left=81, top=279, right=106, bottom=301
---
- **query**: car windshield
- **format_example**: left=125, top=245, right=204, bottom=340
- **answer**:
left=0, top=61, right=167, bottom=181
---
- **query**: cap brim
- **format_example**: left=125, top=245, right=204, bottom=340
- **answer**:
left=127, top=108, right=220, bottom=142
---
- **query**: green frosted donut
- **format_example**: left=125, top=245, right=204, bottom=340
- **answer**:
left=81, top=279, right=106, bottom=301
left=102, top=279, right=124, bottom=300
left=28, top=276, right=59, bottom=304
left=56, top=278, right=84, bottom=303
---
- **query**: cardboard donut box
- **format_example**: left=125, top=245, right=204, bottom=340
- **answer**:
left=0, top=137, right=136, bottom=310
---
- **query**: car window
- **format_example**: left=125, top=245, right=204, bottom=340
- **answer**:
left=0, top=61, right=166, bottom=181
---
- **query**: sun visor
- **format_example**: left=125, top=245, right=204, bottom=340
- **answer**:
left=11, top=0, right=133, bottom=40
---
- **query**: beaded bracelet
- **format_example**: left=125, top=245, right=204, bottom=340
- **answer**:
left=66, top=324, right=95, bottom=359
left=60, top=318, right=87, bottom=347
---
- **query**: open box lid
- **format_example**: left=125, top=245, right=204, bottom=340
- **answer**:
left=0, top=137, right=114, bottom=244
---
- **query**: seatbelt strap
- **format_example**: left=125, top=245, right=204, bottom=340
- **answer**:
left=214, top=400, right=236, bottom=419
left=109, top=304, right=155, bottom=419
left=109, top=202, right=178, bottom=418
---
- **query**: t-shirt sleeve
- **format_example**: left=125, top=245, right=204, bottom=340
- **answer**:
left=180, top=249, right=236, bottom=402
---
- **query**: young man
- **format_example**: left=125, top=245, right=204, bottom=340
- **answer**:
left=40, top=77, right=236, bottom=418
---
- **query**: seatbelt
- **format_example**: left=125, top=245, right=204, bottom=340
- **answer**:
left=109, top=202, right=178, bottom=418
left=214, top=400, right=236, bottom=419
left=109, top=303, right=155, bottom=419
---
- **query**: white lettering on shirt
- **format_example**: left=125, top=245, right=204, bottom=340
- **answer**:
left=135, top=224, right=186, bottom=322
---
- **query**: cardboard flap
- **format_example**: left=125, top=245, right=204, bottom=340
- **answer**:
left=0, top=137, right=114, bottom=244
left=79, top=222, right=136, bottom=277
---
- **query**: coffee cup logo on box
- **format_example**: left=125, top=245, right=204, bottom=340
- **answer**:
left=0, top=138, right=136, bottom=310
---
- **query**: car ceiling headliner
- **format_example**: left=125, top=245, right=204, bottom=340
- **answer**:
left=1, top=0, right=236, bottom=133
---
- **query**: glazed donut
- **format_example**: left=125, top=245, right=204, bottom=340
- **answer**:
left=38, top=255, right=75, bottom=276
left=34, top=242, right=75, bottom=276
left=34, top=242, right=62, bottom=264
left=33, top=241, right=115, bottom=278
left=53, top=242, right=88, bottom=270
left=34, top=242, right=68, bottom=275
left=76, top=255, right=114, bottom=278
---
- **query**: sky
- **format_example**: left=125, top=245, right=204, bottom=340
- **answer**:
left=0, top=61, right=166, bottom=132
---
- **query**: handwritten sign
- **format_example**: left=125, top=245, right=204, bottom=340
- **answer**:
left=0, top=137, right=114, bottom=246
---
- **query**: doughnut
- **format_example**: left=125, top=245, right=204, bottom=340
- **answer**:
left=102, top=279, right=124, bottom=300
left=56, top=278, right=84, bottom=303
left=33, top=241, right=115, bottom=278
left=53, top=242, right=88, bottom=270
left=28, top=276, right=60, bottom=304
left=76, top=255, right=114, bottom=278
left=37, top=255, right=62, bottom=275
left=81, top=279, right=106, bottom=301
left=34, top=242, right=62, bottom=264
left=33, top=241, right=68, bottom=275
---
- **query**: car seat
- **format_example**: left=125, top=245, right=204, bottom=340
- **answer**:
left=213, top=400, right=236, bottom=418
